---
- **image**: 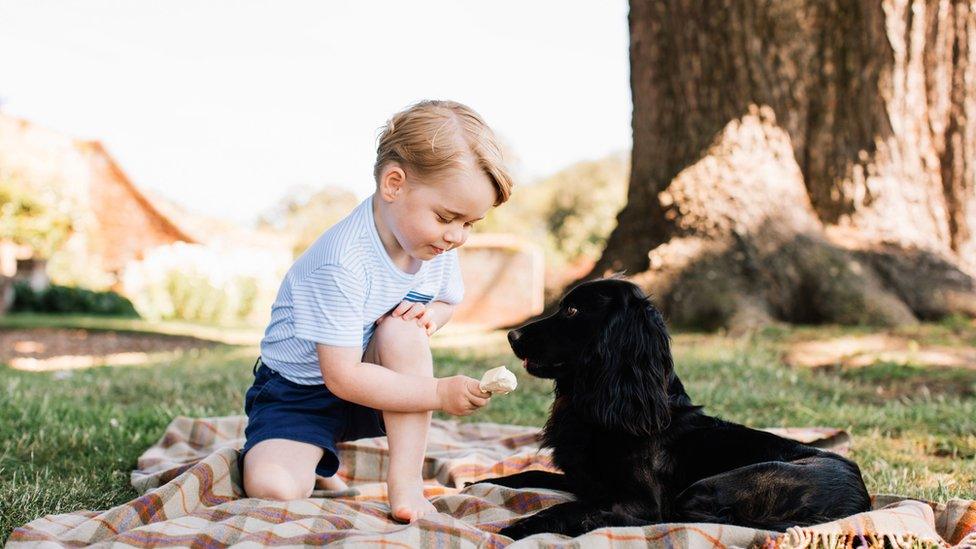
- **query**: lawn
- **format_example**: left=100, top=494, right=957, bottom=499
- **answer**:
left=2, top=314, right=975, bottom=542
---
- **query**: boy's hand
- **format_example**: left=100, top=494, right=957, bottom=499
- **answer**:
left=435, top=375, right=490, bottom=416
left=376, top=300, right=437, bottom=335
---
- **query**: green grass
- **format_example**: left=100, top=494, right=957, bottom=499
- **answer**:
left=0, top=312, right=263, bottom=345
left=2, top=315, right=976, bottom=542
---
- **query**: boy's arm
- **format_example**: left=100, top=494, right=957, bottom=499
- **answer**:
left=426, top=301, right=456, bottom=333
left=317, top=344, right=440, bottom=412
left=317, top=343, right=483, bottom=414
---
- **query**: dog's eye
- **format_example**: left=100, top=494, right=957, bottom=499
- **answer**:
left=563, top=306, right=579, bottom=318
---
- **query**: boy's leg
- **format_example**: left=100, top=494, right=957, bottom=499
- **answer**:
left=243, top=438, right=323, bottom=500
left=364, top=316, right=436, bottom=522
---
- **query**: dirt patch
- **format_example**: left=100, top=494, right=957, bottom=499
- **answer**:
left=822, top=364, right=976, bottom=401
left=783, top=334, right=976, bottom=370
left=0, top=328, right=221, bottom=371
left=783, top=333, right=976, bottom=401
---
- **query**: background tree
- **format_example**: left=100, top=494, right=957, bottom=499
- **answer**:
left=586, top=0, right=976, bottom=331
left=257, top=185, right=360, bottom=257
left=479, top=153, right=629, bottom=298
left=0, top=171, right=72, bottom=258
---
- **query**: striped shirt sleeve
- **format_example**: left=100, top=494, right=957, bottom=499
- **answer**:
left=291, top=264, right=365, bottom=347
left=437, top=249, right=465, bottom=305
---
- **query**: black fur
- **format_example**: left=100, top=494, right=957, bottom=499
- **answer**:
left=476, top=279, right=871, bottom=539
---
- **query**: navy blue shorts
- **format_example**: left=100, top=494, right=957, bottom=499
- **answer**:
left=240, top=358, right=386, bottom=479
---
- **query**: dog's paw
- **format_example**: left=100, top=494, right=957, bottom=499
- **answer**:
left=674, top=483, right=734, bottom=522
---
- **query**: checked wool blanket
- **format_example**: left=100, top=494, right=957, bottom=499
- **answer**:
left=8, top=415, right=976, bottom=548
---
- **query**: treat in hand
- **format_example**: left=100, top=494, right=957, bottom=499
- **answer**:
left=479, top=365, right=518, bottom=395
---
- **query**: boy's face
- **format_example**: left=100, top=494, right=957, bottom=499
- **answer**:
left=380, top=158, right=496, bottom=261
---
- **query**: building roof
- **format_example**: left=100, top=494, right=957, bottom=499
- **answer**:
left=0, top=112, right=290, bottom=270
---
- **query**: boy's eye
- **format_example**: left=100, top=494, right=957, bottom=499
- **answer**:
left=437, top=215, right=452, bottom=223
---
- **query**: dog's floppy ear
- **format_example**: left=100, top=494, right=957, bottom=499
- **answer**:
left=573, top=293, right=673, bottom=436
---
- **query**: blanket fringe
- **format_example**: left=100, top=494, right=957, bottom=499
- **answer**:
left=773, top=527, right=947, bottom=549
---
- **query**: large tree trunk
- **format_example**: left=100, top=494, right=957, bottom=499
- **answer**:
left=590, top=0, right=976, bottom=331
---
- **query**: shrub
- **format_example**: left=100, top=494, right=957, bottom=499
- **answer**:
left=11, top=282, right=139, bottom=316
left=121, top=242, right=283, bottom=325
left=542, top=153, right=629, bottom=262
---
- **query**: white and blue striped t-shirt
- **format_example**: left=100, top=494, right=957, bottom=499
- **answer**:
left=259, top=195, right=464, bottom=385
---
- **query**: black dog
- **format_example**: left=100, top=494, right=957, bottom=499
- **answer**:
left=476, top=278, right=871, bottom=539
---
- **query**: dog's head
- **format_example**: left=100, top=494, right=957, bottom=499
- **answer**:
left=508, top=278, right=674, bottom=436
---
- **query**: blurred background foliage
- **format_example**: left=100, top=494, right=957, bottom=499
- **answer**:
left=0, top=171, right=74, bottom=258
left=119, top=243, right=279, bottom=325
left=12, top=282, right=138, bottom=316
left=257, top=184, right=361, bottom=258
left=477, top=152, right=629, bottom=295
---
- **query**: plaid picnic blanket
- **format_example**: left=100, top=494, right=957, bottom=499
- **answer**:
left=8, top=415, right=976, bottom=548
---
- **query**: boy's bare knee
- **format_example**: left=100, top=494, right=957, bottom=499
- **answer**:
left=370, top=316, right=432, bottom=374
left=374, top=315, right=429, bottom=345
left=244, top=463, right=313, bottom=501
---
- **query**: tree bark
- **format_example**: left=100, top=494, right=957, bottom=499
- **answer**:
left=590, top=0, right=976, bottom=330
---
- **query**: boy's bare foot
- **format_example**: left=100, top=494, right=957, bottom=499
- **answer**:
left=315, top=474, right=349, bottom=492
left=387, top=481, right=436, bottom=523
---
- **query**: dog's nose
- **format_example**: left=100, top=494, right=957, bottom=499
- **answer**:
left=507, top=329, right=522, bottom=346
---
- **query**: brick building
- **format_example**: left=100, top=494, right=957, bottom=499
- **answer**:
left=0, top=113, right=200, bottom=278
left=80, top=140, right=197, bottom=273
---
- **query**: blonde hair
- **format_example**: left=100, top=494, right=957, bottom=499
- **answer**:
left=374, top=100, right=513, bottom=205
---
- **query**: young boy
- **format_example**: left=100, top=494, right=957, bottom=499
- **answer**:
left=241, top=100, right=514, bottom=523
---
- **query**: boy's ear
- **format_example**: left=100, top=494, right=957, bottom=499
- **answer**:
left=379, top=163, right=406, bottom=201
